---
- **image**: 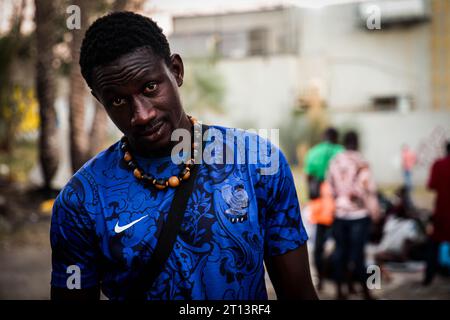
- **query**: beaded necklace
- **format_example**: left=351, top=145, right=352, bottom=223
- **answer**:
left=120, top=116, right=200, bottom=190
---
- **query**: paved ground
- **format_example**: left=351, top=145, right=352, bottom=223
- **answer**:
left=310, top=251, right=450, bottom=300
left=0, top=220, right=51, bottom=299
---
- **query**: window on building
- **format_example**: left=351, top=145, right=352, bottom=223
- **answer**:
left=248, top=28, right=269, bottom=56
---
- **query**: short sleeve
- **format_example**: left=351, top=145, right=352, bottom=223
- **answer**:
left=50, top=176, right=99, bottom=289
left=260, top=145, right=308, bottom=256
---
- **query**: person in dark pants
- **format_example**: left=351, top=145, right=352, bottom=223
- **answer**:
left=304, top=128, right=343, bottom=291
left=423, top=141, right=450, bottom=286
left=423, top=239, right=441, bottom=285
left=327, top=132, right=380, bottom=299
left=313, top=224, right=331, bottom=290
left=332, top=217, right=371, bottom=295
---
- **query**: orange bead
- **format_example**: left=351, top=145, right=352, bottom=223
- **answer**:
left=182, top=169, right=190, bottom=181
left=124, top=151, right=132, bottom=162
left=155, top=183, right=166, bottom=190
left=168, top=176, right=180, bottom=188
left=133, top=168, right=142, bottom=179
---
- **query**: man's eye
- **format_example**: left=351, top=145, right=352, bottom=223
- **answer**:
left=112, top=98, right=126, bottom=107
left=143, top=83, right=158, bottom=94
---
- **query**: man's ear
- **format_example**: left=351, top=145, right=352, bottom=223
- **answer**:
left=170, top=54, right=184, bottom=87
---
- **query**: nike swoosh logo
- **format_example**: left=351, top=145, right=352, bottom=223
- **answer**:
left=114, top=215, right=148, bottom=233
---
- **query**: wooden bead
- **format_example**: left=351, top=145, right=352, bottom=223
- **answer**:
left=168, top=176, right=180, bottom=187
left=154, top=183, right=166, bottom=190
left=154, top=179, right=167, bottom=190
left=133, top=168, right=142, bottom=179
left=124, top=151, right=132, bottom=162
left=123, top=120, right=201, bottom=191
left=181, top=168, right=191, bottom=181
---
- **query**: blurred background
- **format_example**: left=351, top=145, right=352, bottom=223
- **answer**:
left=0, top=0, right=449, bottom=299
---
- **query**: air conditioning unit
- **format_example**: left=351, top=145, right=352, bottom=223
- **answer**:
left=359, top=0, right=431, bottom=28
left=371, top=94, right=413, bottom=112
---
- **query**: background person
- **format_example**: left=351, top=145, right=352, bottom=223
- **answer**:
left=304, top=128, right=343, bottom=290
left=423, top=141, right=450, bottom=286
left=374, top=186, right=427, bottom=282
left=401, top=144, right=416, bottom=207
left=327, top=131, right=380, bottom=300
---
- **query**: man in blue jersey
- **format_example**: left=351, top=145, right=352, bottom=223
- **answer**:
left=50, top=11, right=317, bottom=300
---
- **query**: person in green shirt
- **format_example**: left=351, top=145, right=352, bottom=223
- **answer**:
left=304, top=127, right=343, bottom=290
left=305, top=128, right=344, bottom=184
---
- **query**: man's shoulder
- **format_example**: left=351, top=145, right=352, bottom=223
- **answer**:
left=310, top=141, right=326, bottom=150
left=438, top=156, right=450, bottom=164
left=77, top=140, right=121, bottom=175
left=329, top=150, right=359, bottom=169
left=334, top=144, right=345, bottom=153
left=306, top=142, right=328, bottom=157
left=433, top=156, right=450, bottom=170
left=58, top=141, right=121, bottom=200
left=330, top=149, right=346, bottom=161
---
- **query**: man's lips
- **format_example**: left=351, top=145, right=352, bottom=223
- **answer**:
left=135, top=119, right=164, bottom=137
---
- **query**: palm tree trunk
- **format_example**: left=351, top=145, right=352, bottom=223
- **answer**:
left=85, top=0, right=145, bottom=159
left=88, top=100, right=108, bottom=157
left=34, top=0, right=59, bottom=190
left=113, top=0, right=145, bottom=11
left=69, top=0, right=89, bottom=173
left=71, top=0, right=147, bottom=165
left=113, top=0, right=128, bottom=11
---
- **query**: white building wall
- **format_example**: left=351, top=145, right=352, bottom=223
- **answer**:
left=185, top=4, right=442, bottom=186
left=171, top=7, right=300, bottom=56
left=330, top=111, right=450, bottom=185
left=298, top=4, right=432, bottom=111
left=212, top=55, right=301, bottom=129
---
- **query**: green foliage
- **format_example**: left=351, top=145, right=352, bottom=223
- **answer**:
left=0, top=22, right=35, bottom=152
left=0, top=139, right=37, bottom=183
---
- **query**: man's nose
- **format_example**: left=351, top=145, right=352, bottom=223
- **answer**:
left=130, top=95, right=155, bottom=127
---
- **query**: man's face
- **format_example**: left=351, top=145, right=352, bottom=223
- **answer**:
left=91, top=47, right=185, bottom=155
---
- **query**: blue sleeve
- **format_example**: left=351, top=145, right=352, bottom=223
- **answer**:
left=50, top=176, right=99, bottom=289
left=260, top=145, right=309, bottom=256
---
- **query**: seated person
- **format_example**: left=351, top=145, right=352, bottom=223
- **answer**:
left=374, top=187, right=426, bottom=281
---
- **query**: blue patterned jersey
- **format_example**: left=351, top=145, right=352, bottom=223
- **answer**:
left=50, top=126, right=308, bottom=300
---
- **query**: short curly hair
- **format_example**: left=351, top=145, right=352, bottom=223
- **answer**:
left=79, top=11, right=171, bottom=89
